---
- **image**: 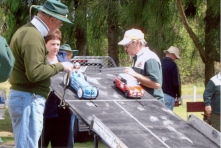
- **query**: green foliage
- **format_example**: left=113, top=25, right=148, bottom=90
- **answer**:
left=1, top=0, right=42, bottom=42
left=174, top=23, right=205, bottom=84
left=182, top=83, right=204, bottom=95
left=5, top=0, right=20, bottom=13
left=0, top=108, right=13, bottom=133
left=207, top=0, right=220, bottom=18
left=1, top=0, right=219, bottom=83
left=0, top=8, right=8, bottom=35
left=86, top=1, right=109, bottom=56
left=60, top=1, right=76, bottom=47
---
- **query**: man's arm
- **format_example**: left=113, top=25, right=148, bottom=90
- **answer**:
left=125, top=59, right=161, bottom=89
left=171, top=64, right=181, bottom=97
left=203, top=80, right=215, bottom=114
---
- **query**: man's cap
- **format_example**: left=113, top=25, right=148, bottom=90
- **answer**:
left=118, top=28, right=145, bottom=45
left=163, top=46, right=181, bottom=59
left=32, top=0, right=73, bottom=24
left=59, top=44, right=79, bottom=57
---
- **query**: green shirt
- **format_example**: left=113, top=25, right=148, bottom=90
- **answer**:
left=132, top=47, right=164, bottom=104
left=203, top=73, right=221, bottom=115
left=9, top=22, right=63, bottom=98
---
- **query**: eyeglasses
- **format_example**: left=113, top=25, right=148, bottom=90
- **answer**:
left=123, top=40, right=134, bottom=48
left=53, top=17, right=63, bottom=27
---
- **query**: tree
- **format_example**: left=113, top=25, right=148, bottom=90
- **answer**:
left=176, top=0, right=220, bottom=85
left=72, top=0, right=87, bottom=55
left=2, top=0, right=219, bottom=85
left=1, top=0, right=43, bottom=41
left=107, top=0, right=120, bottom=66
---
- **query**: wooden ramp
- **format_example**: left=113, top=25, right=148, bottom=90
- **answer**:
left=51, top=72, right=220, bottom=148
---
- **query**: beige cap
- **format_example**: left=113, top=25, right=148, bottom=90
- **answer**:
left=163, top=46, right=181, bottom=59
left=118, top=28, right=145, bottom=45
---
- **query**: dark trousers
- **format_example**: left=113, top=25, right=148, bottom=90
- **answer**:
left=210, top=112, right=220, bottom=132
left=39, top=107, right=71, bottom=148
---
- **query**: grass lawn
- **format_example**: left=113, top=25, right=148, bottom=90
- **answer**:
left=0, top=81, right=206, bottom=147
left=0, top=108, right=107, bottom=148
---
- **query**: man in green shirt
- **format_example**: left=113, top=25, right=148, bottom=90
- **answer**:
left=118, top=28, right=164, bottom=104
left=8, top=1, right=73, bottom=147
left=203, top=72, right=221, bottom=132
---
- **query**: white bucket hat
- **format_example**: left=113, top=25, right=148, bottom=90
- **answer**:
left=163, top=46, right=181, bottom=59
left=118, top=28, right=145, bottom=45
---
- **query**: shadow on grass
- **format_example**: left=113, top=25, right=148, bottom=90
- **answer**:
left=75, top=132, right=107, bottom=148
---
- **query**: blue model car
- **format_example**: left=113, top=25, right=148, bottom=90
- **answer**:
left=63, top=71, right=99, bottom=99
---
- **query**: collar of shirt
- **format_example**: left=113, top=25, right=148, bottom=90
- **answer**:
left=165, top=56, right=173, bottom=61
left=134, top=47, right=148, bottom=59
left=31, top=16, right=49, bottom=37
left=217, top=72, right=221, bottom=80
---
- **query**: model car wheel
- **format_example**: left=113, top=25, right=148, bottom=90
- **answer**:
left=63, top=72, right=71, bottom=86
left=77, top=87, right=84, bottom=99
left=94, top=86, right=99, bottom=99
left=125, top=90, right=129, bottom=98
left=113, top=81, right=117, bottom=88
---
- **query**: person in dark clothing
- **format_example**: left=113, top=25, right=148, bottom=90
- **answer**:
left=161, top=46, right=181, bottom=110
left=203, top=72, right=220, bottom=131
left=8, top=1, right=73, bottom=147
left=59, top=44, right=79, bottom=61
left=59, top=44, right=79, bottom=147
left=39, top=29, right=72, bottom=148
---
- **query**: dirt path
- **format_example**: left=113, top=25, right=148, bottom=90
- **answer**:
left=0, top=143, right=15, bottom=148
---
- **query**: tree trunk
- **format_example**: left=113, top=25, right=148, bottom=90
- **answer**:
left=75, top=29, right=87, bottom=56
left=107, top=0, right=119, bottom=66
left=107, top=25, right=119, bottom=66
left=176, top=0, right=206, bottom=63
left=176, top=0, right=220, bottom=85
left=204, top=62, right=214, bottom=86
left=74, top=0, right=87, bottom=56
left=204, top=0, right=219, bottom=85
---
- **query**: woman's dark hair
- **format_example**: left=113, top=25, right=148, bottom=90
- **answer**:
left=45, top=29, right=62, bottom=43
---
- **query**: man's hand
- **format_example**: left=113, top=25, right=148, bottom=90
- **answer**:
left=61, top=62, right=73, bottom=73
left=124, top=67, right=160, bottom=89
left=205, top=105, right=212, bottom=115
left=124, top=67, right=137, bottom=77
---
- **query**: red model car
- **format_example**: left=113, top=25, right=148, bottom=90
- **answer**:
left=113, top=73, right=144, bottom=98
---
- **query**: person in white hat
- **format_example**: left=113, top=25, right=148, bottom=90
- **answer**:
left=161, top=46, right=181, bottom=110
left=118, top=28, right=164, bottom=104
left=7, top=1, right=74, bottom=148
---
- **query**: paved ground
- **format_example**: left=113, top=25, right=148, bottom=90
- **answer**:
left=182, top=94, right=203, bottom=99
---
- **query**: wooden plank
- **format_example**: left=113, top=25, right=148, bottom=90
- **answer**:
left=51, top=72, right=219, bottom=148
left=188, top=114, right=220, bottom=147
left=186, top=102, right=205, bottom=112
left=67, top=100, right=219, bottom=148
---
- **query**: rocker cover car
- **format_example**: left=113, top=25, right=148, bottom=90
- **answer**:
left=113, top=73, right=144, bottom=98
left=63, top=71, right=99, bottom=99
